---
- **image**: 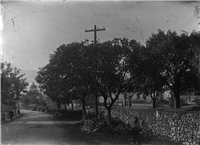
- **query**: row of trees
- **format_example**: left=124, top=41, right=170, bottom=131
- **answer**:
left=1, top=62, right=28, bottom=106
left=36, top=30, right=200, bottom=125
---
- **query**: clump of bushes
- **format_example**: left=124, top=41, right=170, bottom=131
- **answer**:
left=180, top=99, right=188, bottom=106
left=82, top=111, right=143, bottom=136
left=54, top=110, right=83, bottom=121
left=132, top=100, right=146, bottom=104
left=156, top=99, right=169, bottom=107
left=31, top=106, right=37, bottom=111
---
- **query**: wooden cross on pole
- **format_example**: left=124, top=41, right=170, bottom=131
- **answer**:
left=85, top=25, right=105, bottom=44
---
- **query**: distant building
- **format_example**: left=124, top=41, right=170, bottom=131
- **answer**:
left=30, top=82, right=37, bottom=92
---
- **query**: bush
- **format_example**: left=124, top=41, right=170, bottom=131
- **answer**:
left=46, top=109, right=57, bottom=114
left=180, top=99, right=188, bottom=106
left=195, top=98, right=200, bottom=105
left=82, top=111, right=142, bottom=136
left=133, top=100, right=146, bottom=104
left=31, top=106, right=37, bottom=111
left=54, top=110, right=83, bottom=121
left=156, top=99, right=169, bottom=107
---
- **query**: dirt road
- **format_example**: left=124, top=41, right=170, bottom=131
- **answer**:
left=1, top=110, right=134, bottom=145
left=1, top=110, right=71, bottom=145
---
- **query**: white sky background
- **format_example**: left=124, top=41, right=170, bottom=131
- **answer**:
left=1, top=0, right=200, bottom=85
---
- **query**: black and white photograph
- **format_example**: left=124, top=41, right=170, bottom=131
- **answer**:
left=1, top=0, right=200, bottom=145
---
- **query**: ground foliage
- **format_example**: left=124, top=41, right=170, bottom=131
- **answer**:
left=80, top=111, right=180, bottom=144
left=53, top=109, right=184, bottom=144
left=82, top=111, right=145, bottom=136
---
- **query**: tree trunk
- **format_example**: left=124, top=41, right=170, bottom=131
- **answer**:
left=173, top=76, right=181, bottom=109
left=174, top=92, right=180, bottom=109
left=95, top=95, right=98, bottom=117
left=71, top=102, right=74, bottom=111
left=81, top=98, right=87, bottom=120
left=172, top=89, right=180, bottom=109
left=188, top=91, right=190, bottom=101
left=153, top=99, right=156, bottom=109
left=160, top=92, right=163, bottom=100
left=129, top=96, right=132, bottom=108
left=57, top=102, right=61, bottom=110
left=64, top=104, right=67, bottom=110
left=107, top=107, right=111, bottom=126
left=123, top=93, right=127, bottom=106
left=172, top=95, right=174, bottom=108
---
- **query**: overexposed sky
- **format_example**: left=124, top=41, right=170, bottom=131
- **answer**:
left=1, top=0, right=200, bottom=83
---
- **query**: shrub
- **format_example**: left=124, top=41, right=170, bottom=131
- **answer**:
left=54, top=110, right=83, bottom=121
left=133, top=100, right=146, bottom=104
left=82, top=111, right=143, bottom=136
left=31, top=106, right=37, bottom=111
left=54, top=111, right=63, bottom=118
left=195, top=98, right=200, bottom=105
left=156, top=99, right=169, bottom=107
left=180, top=99, right=188, bottom=106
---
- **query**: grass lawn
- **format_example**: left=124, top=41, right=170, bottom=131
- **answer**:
left=111, top=103, right=200, bottom=112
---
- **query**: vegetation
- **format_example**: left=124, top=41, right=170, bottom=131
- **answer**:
left=54, top=110, right=84, bottom=121
left=1, top=62, right=28, bottom=106
left=36, top=30, right=200, bottom=125
left=145, top=30, right=200, bottom=108
left=20, top=90, right=48, bottom=110
left=82, top=111, right=142, bottom=135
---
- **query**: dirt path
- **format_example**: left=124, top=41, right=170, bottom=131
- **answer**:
left=1, top=110, right=71, bottom=145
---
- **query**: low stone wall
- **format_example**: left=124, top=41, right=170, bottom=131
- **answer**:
left=111, top=109, right=200, bottom=145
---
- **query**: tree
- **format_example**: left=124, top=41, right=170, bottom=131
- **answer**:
left=10, top=67, right=29, bottom=100
left=57, top=42, right=92, bottom=120
left=123, top=82, right=139, bottom=108
left=1, top=62, right=28, bottom=104
left=145, top=30, right=200, bottom=109
left=139, top=42, right=167, bottom=108
left=84, top=38, right=139, bottom=125
left=1, top=76, right=13, bottom=104
left=21, top=90, right=47, bottom=109
left=126, top=39, right=147, bottom=108
left=36, top=42, right=93, bottom=119
left=82, top=42, right=103, bottom=117
left=90, top=85, right=101, bottom=117
left=1, top=63, right=12, bottom=104
left=36, top=64, right=63, bottom=110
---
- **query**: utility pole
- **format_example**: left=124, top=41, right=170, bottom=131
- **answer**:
left=85, top=25, right=105, bottom=44
left=194, top=6, right=200, bottom=32
left=0, top=14, right=3, bottom=65
left=85, top=25, right=105, bottom=117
